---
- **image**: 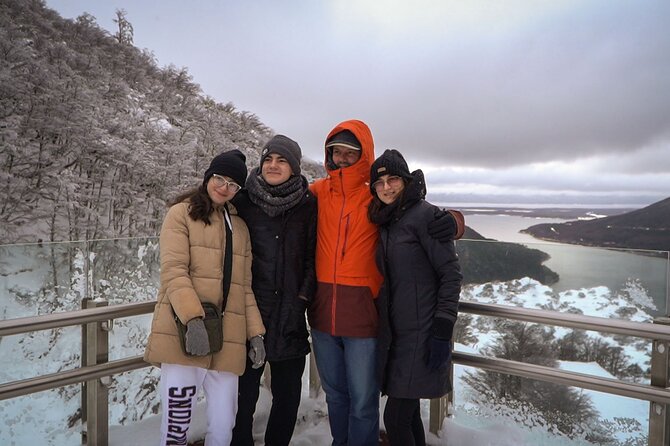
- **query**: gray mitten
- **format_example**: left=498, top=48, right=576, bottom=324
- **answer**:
left=248, top=335, right=266, bottom=369
left=185, top=318, right=210, bottom=356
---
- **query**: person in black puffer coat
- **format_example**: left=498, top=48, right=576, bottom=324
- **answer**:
left=368, top=149, right=462, bottom=446
left=231, top=135, right=317, bottom=446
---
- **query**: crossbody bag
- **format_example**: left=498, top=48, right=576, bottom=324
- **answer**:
left=174, top=205, right=233, bottom=356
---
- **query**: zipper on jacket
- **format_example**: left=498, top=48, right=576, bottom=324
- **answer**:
left=331, top=170, right=346, bottom=334
left=340, top=215, right=350, bottom=261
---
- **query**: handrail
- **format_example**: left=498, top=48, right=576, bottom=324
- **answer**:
left=1, top=300, right=669, bottom=404
left=455, top=351, right=670, bottom=405
left=4, top=300, right=669, bottom=340
left=0, top=301, right=156, bottom=337
left=460, top=301, right=670, bottom=341
left=0, top=357, right=148, bottom=401
left=3, top=350, right=669, bottom=406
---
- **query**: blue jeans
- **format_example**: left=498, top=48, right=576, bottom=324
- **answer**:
left=311, top=328, right=379, bottom=446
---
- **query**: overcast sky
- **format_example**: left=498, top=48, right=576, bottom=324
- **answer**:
left=47, top=0, right=670, bottom=206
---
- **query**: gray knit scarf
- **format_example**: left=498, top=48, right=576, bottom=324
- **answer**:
left=246, top=169, right=305, bottom=217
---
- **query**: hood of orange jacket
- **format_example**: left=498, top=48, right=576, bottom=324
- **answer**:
left=323, top=119, right=375, bottom=191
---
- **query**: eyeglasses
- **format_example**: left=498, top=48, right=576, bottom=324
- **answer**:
left=210, top=174, right=241, bottom=193
left=372, top=175, right=403, bottom=191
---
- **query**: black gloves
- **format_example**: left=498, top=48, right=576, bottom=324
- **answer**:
left=428, top=209, right=457, bottom=242
left=427, top=316, right=455, bottom=370
left=427, top=338, right=452, bottom=370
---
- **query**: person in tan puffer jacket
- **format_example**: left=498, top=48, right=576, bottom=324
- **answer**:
left=144, top=149, right=265, bottom=446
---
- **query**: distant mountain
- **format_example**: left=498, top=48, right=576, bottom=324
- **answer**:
left=457, top=226, right=559, bottom=285
left=523, top=197, right=670, bottom=252
left=0, top=1, right=324, bottom=243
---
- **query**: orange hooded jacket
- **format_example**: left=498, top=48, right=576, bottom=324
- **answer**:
left=308, top=119, right=382, bottom=337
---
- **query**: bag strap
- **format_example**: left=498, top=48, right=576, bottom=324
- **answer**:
left=221, top=204, right=233, bottom=313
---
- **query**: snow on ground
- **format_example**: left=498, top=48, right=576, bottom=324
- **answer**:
left=462, top=277, right=654, bottom=383
left=463, top=277, right=655, bottom=322
left=558, top=361, right=648, bottom=444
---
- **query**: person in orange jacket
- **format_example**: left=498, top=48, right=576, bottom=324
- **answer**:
left=307, top=119, right=464, bottom=446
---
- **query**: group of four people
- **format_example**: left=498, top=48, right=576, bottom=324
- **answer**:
left=144, top=119, right=464, bottom=446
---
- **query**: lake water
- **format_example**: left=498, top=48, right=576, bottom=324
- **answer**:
left=464, top=214, right=670, bottom=315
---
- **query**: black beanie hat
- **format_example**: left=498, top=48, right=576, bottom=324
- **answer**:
left=203, top=149, right=248, bottom=187
left=370, top=149, right=412, bottom=193
left=260, top=134, right=302, bottom=175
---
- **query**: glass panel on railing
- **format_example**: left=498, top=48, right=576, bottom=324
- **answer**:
left=1, top=239, right=159, bottom=377
left=108, top=313, right=153, bottom=362
left=0, top=324, right=83, bottom=382
left=87, top=237, right=159, bottom=304
left=81, top=238, right=160, bottom=434
left=0, top=385, right=83, bottom=445
left=108, top=368, right=161, bottom=439
left=456, top=239, right=669, bottom=317
left=0, top=241, right=89, bottom=318
left=85, top=238, right=158, bottom=362
left=0, top=237, right=159, bottom=319
left=449, top=363, right=649, bottom=445
left=0, top=239, right=160, bottom=441
left=455, top=317, right=652, bottom=385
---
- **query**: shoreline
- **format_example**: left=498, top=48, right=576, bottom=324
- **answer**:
left=455, top=206, right=635, bottom=219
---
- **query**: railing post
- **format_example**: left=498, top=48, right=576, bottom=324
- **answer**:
left=649, top=317, right=670, bottom=446
left=82, top=299, right=110, bottom=446
left=429, top=343, right=454, bottom=435
left=429, top=397, right=448, bottom=435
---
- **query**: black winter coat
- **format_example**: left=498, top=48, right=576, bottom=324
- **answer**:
left=233, top=187, right=317, bottom=361
left=375, top=177, right=462, bottom=399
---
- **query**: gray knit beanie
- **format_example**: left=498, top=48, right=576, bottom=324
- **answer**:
left=260, top=135, right=302, bottom=175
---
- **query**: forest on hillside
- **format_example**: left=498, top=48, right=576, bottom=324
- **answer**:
left=0, top=0, right=328, bottom=244
left=523, top=197, right=670, bottom=252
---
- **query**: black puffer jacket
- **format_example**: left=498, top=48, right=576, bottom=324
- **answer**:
left=233, top=185, right=317, bottom=361
left=375, top=171, right=462, bottom=399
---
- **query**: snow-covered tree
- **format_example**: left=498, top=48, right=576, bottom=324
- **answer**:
left=113, top=9, right=133, bottom=45
left=0, top=0, right=288, bottom=244
left=463, top=321, right=607, bottom=440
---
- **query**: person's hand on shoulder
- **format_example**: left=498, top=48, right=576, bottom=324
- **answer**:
left=428, top=209, right=465, bottom=241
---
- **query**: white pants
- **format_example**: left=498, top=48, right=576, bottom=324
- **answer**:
left=159, top=363, right=238, bottom=446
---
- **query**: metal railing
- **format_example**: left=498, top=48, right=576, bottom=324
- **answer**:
left=1, top=300, right=669, bottom=445
left=0, top=301, right=152, bottom=401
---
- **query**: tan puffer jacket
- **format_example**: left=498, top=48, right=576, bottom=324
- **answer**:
left=144, top=201, right=265, bottom=375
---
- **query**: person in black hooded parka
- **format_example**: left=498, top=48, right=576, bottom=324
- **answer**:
left=368, top=149, right=462, bottom=446
left=231, top=135, right=317, bottom=446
